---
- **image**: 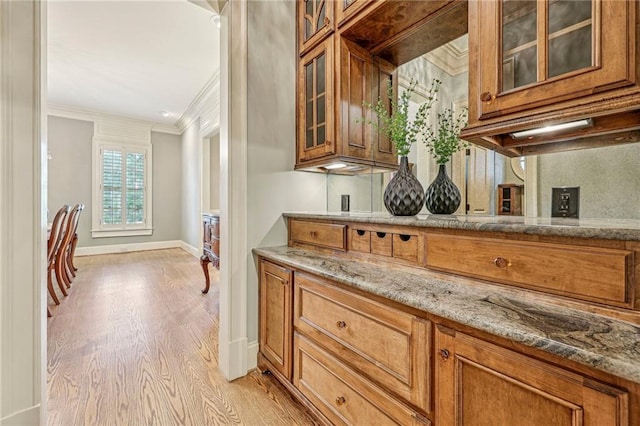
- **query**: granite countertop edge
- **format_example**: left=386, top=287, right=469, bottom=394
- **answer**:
left=253, top=245, right=640, bottom=385
left=283, top=212, right=640, bottom=241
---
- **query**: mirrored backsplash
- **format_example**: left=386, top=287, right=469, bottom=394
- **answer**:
left=325, top=141, right=640, bottom=220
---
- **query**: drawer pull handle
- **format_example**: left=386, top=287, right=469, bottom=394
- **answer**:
left=356, top=229, right=366, bottom=236
left=439, top=348, right=450, bottom=361
left=376, top=232, right=387, bottom=238
left=309, top=231, right=318, bottom=238
left=336, top=396, right=346, bottom=406
left=493, top=257, right=509, bottom=268
left=336, top=320, right=347, bottom=329
left=399, top=234, right=412, bottom=242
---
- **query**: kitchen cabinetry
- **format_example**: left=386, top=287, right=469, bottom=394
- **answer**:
left=298, top=0, right=334, bottom=55
left=298, top=38, right=336, bottom=163
left=497, top=183, right=523, bottom=216
left=259, top=260, right=293, bottom=380
left=463, top=0, right=640, bottom=155
left=435, top=327, right=629, bottom=426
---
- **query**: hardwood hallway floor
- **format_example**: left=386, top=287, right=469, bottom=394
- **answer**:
left=47, top=248, right=316, bottom=426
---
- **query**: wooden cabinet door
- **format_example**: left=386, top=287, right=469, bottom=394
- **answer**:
left=473, top=0, right=635, bottom=120
left=338, top=38, right=373, bottom=161
left=372, top=56, right=398, bottom=166
left=259, top=260, right=293, bottom=380
left=298, top=0, right=334, bottom=55
left=297, top=38, right=336, bottom=163
left=435, top=327, right=629, bottom=426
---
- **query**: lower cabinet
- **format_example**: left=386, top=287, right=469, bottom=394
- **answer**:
left=258, top=256, right=631, bottom=426
left=259, top=260, right=293, bottom=380
left=434, top=326, right=629, bottom=426
left=294, top=334, right=430, bottom=426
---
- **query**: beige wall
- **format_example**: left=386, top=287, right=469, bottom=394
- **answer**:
left=47, top=116, right=183, bottom=247
left=181, top=120, right=203, bottom=250
left=0, top=1, right=45, bottom=423
left=246, top=0, right=326, bottom=343
left=537, top=143, right=640, bottom=218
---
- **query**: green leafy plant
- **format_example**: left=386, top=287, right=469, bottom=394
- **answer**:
left=423, top=106, right=469, bottom=165
left=363, top=78, right=441, bottom=157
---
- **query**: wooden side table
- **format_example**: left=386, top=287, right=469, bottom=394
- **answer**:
left=201, top=212, right=220, bottom=293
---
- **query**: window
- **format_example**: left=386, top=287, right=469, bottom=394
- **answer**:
left=92, top=141, right=152, bottom=237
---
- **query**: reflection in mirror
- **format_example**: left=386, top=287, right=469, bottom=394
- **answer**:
left=325, top=31, right=640, bottom=220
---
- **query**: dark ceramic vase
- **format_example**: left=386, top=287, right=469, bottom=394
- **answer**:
left=425, top=164, right=461, bottom=214
left=383, top=156, right=425, bottom=216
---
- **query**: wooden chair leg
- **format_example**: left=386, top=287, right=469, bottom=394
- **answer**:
left=54, top=257, right=69, bottom=296
left=66, top=241, right=76, bottom=278
left=48, top=267, right=60, bottom=305
left=63, top=254, right=74, bottom=286
left=70, top=234, right=79, bottom=272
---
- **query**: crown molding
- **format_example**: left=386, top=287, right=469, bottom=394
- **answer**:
left=47, top=104, right=181, bottom=135
left=423, top=42, right=469, bottom=76
left=176, top=70, right=220, bottom=135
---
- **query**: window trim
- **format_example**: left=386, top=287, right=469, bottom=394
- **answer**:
left=92, top=137, right=153, bottom=238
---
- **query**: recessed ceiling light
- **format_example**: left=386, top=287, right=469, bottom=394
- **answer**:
left=160, top=111, right=171, bottom=118
left=510, top=119, right=593, bottom=139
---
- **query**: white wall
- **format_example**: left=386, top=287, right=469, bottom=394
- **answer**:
left=209, top=132, right=220, bottom=210
left=181, top=119, right=203, bottom=251
left=246, top=0, right=326, bottom=344
left=47, top=116, right=183, bottom=248
left=0, top=1, right=46, bottom=424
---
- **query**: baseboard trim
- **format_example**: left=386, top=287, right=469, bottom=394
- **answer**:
left=179, top=241, right=201, bottom=258
left=75, top=240, right=182, bottom=256
left=247, top=341, right=258, bottom=371
left=220, top=337, right=248, bottom=381
left=0, top=404, right=40, bottom=425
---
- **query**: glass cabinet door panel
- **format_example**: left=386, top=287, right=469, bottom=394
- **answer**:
left=298, top=38, right=334, bottom=162
left=303, top=0, right=329, bottom=43
left=548, top=0, right=593, bottom=79
left=502, top=0, right=537, bottom=91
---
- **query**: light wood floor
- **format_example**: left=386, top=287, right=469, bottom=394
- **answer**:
left=47, top=248, right=316, bottom=425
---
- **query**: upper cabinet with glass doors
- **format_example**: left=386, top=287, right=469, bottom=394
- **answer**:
left=298, top=0, right=335, bottom=55
left=463, top=0, right=640, bottom=154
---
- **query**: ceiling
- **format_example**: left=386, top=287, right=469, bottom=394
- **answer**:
left=48, top=0, right=220, bottom=126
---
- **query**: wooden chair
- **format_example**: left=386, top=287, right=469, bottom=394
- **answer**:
left=55, top=204, right=81, bottom=290
left=47, top=205, right=70, bottom=305
left=65, top=204, right=84, bottom=278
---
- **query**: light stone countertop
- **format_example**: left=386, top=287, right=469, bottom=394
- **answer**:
left=284, top=212, right=640, bottom=241
left=253, top=245, right=640, bottom=385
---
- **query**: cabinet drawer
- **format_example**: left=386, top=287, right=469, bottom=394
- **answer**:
left=294, top=334, right=430, bottom=426
left=294, top=273, right=430, bottom=412
left=290, top=220, right=346, bottom=250
left=349, top=228, right=371, bottom=253
left=371, top=231, right=392, bottom=256
left=426, top=234, right=633, bottom=307
left=392, top=233, right=419, bottom=263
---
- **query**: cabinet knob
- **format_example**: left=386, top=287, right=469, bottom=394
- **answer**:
left=480, top=91, right=494, bottom=103
left=439, top=348, right=450, bottom=361
left=336, top=396, right=346, bottom=406
left=493, top=257, right=509, bottom=268
left=336, top=320, right=347, bottom=329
